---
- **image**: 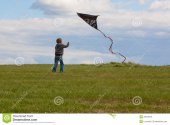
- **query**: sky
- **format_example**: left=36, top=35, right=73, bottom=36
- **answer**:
left=0, top=0, right=170, bottom=65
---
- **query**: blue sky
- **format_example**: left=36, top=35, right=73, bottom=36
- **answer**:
left=0, top=0, right=44, bottom=19
left=0, top=0, right=170, bottom=65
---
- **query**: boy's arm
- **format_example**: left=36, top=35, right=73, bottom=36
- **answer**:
left=62, top=42, right=69, bottom=48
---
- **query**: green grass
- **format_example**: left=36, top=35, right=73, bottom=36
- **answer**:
left=0, top=63, right=170, bottom=113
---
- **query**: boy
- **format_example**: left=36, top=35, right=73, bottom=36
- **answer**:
left=52, top=38, right=69, bottom=73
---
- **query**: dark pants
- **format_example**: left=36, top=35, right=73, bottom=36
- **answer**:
left=52, top=55, right=64, bottom=73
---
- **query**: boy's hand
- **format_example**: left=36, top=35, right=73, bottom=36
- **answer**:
left=66, top=42, right=69, bottom=47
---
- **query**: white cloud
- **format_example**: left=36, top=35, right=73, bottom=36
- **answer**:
left=0, top=57, right=16, bottom=65
left=127, top=30, right=147, bottom=38
left=139, top=0, right=148, bottom=5
left=1, top=0, right=170, bottom=65
left=150, top=0, right=170, bottom=10
left=64, top=49, right=117, bottom=64
left=0, top=18, right=117, bottom=64
left=31, top=0, right=170, bottom=30
left=155, top=31, right=169, bottom=37
left=0, top=11, right=170, bottom=64
left=32, top=0, right=115, bottom=15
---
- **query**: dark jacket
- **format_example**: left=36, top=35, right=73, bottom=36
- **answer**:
left=55, top=42, right=69, bottom=55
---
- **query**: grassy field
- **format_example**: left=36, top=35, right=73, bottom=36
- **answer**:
left=0, top=63, right=170, bottom=113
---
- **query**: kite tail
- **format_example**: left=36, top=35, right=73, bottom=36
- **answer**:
left=98, top=29, right=126, bottom=63
left=118, top=52, right=126, bottom=63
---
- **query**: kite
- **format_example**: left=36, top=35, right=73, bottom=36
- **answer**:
left=77, top=12, right=126, bottom=63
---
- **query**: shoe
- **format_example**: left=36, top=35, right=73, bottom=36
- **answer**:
left=52, top=68, right=56, bottom=72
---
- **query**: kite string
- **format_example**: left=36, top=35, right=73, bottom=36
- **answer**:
left=97, top=29, right=115, bottom=54
left=97, top=29, right=126, bottom=63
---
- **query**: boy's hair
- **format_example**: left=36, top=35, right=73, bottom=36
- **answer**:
left=56, top=38, right=62, bottom=43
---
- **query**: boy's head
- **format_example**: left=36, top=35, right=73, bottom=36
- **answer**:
left=56, top=38, right=62, bottom=44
